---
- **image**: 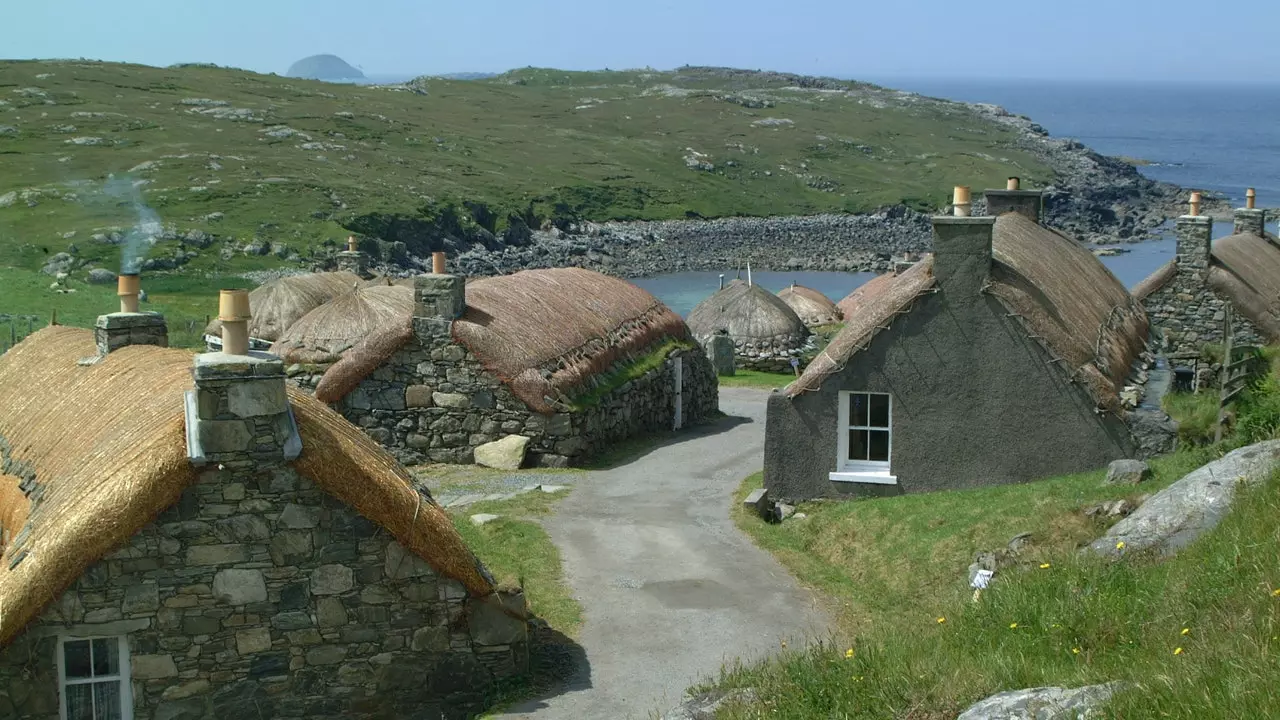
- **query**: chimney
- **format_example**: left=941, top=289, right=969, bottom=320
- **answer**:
left=1234, top=188, right=1265, bottom=236
left=952, top=186, right=972, bottom=217
left=413, top=254, right=466, bottom=342
left=336, top=235, right=371, bottom=278
left=93, top=273, right=168, bottom=355
left=1175, top=192, right=1213, bottom=278
left=984, top=178, right=1044, bottom=224
left=933, top=186, right=995, bottom=297
left=186, top=291, right=301, bottom=467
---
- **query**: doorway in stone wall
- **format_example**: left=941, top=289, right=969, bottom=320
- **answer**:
left=673, top=355, right=684, bottom=430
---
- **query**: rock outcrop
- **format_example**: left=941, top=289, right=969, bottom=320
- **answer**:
left=955, top=683, right=1124, bottom=720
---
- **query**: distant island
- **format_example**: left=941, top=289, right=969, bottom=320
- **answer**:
left=287, top=54, right=364, bottom=81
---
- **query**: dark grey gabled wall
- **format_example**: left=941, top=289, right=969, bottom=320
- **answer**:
left=764, top=277, right=1137, bottom=502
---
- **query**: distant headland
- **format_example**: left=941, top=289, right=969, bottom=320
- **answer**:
left=286, top=54, right=364, bottom=81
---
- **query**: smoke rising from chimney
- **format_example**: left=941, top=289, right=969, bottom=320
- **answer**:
left=103, top=177, right=162, bottom=275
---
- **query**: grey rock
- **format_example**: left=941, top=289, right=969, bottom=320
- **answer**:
left=212, top=568, right=267, bottom=605
left=310, top=564, right=354, bottom=595
left=955, top=682, right=1124, bottom=720
left=1086, top=440, right=1280, bottom=558
left=469, top=513, right=501, bottom=526
left=86, top=268, right=117, bottom=284
left=661, top=688, right=760, bottom=720
left=467, top=593, right=527, bottom=645
left=473, top=435, right=530, bottom=470
left=1104, top=459, right=1151, bottom=486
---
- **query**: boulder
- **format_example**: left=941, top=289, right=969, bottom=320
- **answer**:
left=473, top=435, right=530, bottom=470
left=1086, top=440, right=1280, bottom=558
left=469, top=514, right=501, bottom=526
left=955, top=683, right=1123, bottom=720
left=86, top=268, right=117, bottom=284
left=1104, top=459, right=1150, bottom=486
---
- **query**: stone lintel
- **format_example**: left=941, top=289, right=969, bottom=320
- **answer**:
left=193, top=351, right=285, bottom=380
left=95, top=311, right=168, bottom=330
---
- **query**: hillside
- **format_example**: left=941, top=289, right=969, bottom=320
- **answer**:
left=286, top=54, right=364, bottom=80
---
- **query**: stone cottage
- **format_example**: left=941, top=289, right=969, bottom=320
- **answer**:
left=687, top=280, right=813, bottom=372
left=292, top=264, right=718, bottom=468
left=764, top=184, right=1159, bottom=501
left=1135, top=190, right=1280, bottom=365
left=0, top=293, right=528, bottom=720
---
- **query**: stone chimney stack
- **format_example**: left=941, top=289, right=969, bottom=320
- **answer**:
left=94, top=273, right=168, bottom=355
left=933, top=185, right=995, bottom=298
left=336, top=236, right=371, bottom=278
left=413, top=254, right=466, bottom=342
left=1175, top=192, right=1213, bottom=279
left=187, top=290, right=301, bottom=468
left=1234, top=188, right=1266, bottom=236
left=983, top=176, right=1044, bottom=224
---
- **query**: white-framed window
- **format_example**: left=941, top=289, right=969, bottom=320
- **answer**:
left=832, top=391, right=896, bottom=484
left=57, top=636, right=132, bottom=720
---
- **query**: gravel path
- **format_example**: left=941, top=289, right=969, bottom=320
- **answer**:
left=498, top=387, right=830, bottom=719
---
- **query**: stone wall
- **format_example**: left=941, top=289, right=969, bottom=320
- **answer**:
left=1142, top=216, right=1262, bottom=364
left=727, top=334, right=814, bottom=374
left=0, top=466, right=525, bottom=720
left=292, top=333, right=719, bottom=467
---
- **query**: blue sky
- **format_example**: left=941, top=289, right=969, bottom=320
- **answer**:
left=4, top=0, right=1278, bottom=82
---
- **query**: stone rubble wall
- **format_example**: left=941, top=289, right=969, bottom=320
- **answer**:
left=0, top=464, right=525, bottom=720
left=727, top=334, right=815, bottom=374
left=291, top=333, right=719, bottom=467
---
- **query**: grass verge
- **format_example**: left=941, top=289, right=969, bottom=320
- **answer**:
left=718, top=369, right=797, bottom=390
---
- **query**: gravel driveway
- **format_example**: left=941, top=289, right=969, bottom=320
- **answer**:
left=499, top=387, right=830, bottom=719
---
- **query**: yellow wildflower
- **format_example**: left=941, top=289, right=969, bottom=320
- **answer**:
left=1009, top=622, right=1018, bottom=629
left=1116, top=541, right=1126, bottom=550
left=1174, top=647, right=1184, bottom=655
left=1040, top=563, right=1051, bottom=569
left=937, top=617, right=946, bottom=624
left=845, top=648, right=854, bottom=659
left=1272, top=588, right=1280, bottom=597
left=1072, top=647, right=1081, bottom=655
left=1181, top=628, right=1190, bottom=636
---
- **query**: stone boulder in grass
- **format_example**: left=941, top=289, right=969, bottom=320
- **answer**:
left=955, top=682, right=1125, bottom=720
left=474, top=435, right=531, bottom=470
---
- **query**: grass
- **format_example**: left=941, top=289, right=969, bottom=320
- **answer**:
left=567, top=339, right=698, bottom=411
left=719, top=369, right=798, bottom=389
left=0, top=60, right=1053, bottom=334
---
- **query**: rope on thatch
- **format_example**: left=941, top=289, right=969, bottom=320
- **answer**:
left=270, top=284, right=414, bottom=365
left=778, top=285, right=842, bottom=326
left=205, top=271, right=362, bottom=341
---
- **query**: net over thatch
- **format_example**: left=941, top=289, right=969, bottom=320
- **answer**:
left=777, top=284, right=842, bottom=326
left=1208, top=232, right=1280, bottom=340
left=204, top=271, right=363, bottom=341
left=316, top=269, right=691, bottom=413
left=788, top=213, right=1148, bottom=410
left=786, top=258, right=937, bottom=397
left=836, top=271, right=899, bottom=320
left=0, top=327, right=496, bottom=648
left=687, top=280, right=809, bottom=346
left=270, top=284, right=414, bottom=364
left=1133, top=259, right=1175, bottom=301
left=985, top=212, right=1148, bottom=409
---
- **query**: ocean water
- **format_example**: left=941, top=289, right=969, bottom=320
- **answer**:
left=636, top=79, right=1280, bottom=315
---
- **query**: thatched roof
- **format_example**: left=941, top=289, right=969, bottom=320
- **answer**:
left=687, top=280, right=809, bottom=346
left=788, top=213, right=1148, bottom=410
left=360, top=275, right=416, bottom=289
left=316, top=269, right=692, bottom=414
left=777, top=284, right=842, bottom=326
left=1207, top=232, right=1280, bottom=339
left=1133, top=259, right=1175, bottom=301
left=204, top=271, right=363, bottom=341
left=837, top=271, right=900, bottom=320
left=270, top=284, right=414, bottom=364
left=0, top=327, right=496, bottom=648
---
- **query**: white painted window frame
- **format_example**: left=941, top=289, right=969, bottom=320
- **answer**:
left=56, top=635, right=133, bottom=720
left=831, top=391, right=897, bottom=485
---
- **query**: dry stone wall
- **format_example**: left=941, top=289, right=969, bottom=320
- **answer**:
left=292, top=331, right=719, bottom=467
left=0, top=465, right=526, bottom=720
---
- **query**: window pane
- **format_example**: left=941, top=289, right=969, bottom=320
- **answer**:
left=851, top=394, right=868, bottom=426
left=848, top=429, right=868, bottom=461
left=93, top=681, right=123, bottom=720
left=65, top=683, right=93, bottom=720
left=92, top=638, right=119, bottom=677
left=64, top=640, right=92, bottom=679
left=869, top=394, right=890, bottom=428
left=869, top=431, right=890, bottom=462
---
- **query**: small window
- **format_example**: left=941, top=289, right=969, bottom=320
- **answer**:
left=837, top=391, right=892, bottom=472
left=58, top=636, right=132, bottom=720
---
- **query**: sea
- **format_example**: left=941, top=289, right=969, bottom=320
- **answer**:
left=632, top=78, right=1280, bottom=315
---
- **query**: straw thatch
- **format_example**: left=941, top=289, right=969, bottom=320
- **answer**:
left=986, top=212, right=1148, bottom=409
left=0, top=327, right=496, bottom=648
left=360, top=275, right=417, bottom=289
left=688, top=280, right=809, bottom=346
left=777, top=284, right=842, bottom=326
left=787, top=213, right=1148, bottom=410
left=1208, top=232, right=1280, bottom=340
left=315, top=269, right=691, bottom=413
left=837, top=271, right=899, bottom=320
left=204, top=271, right=363, bottom=341
left=1133, top=259, right=1175, bottom=301
left=270, top=284, right=414, bottom=364
left=786, top=258, right=937, bottom=396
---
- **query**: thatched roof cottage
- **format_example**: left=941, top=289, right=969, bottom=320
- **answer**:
left=777, top=284, right=842, bottom=326
left=687, top=280, right=812, bottom=372
left=291, top=261, right=718, bottom=468
left=1136, top=190, right=1279, bottom=364
left=272, top=284, right=414, bottom=364
left=203, top=270, right=362, bottom=350
left=765, top=182, right=1160, bottom=501
left=0, top=294, right=528, bottom=719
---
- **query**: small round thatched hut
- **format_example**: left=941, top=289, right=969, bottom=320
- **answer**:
left=777, top=283, right=842, bottom=326
left=204, top=271, right=362, bottom=345
left=687, top=280, right=811, bottom=371
left=270, top=284, right=414, bottom=364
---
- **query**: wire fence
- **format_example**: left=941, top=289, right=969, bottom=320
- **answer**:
left=0, top=315, right=42, bottom=355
